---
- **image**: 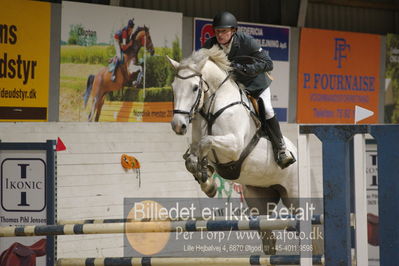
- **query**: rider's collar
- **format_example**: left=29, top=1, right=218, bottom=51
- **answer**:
left=220, top=35, right=235, bottom=55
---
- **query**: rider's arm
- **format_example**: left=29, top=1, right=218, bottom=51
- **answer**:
left=232, top=34, right=273, bottom=76
left=120, top=29, right=132, bottom=51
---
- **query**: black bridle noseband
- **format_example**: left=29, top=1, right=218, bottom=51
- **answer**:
left=172, top=69, right=210, bottom=122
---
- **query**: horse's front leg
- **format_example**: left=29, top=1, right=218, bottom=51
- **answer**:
left=199, top=133, right=244, bottom=162
left=183, top=117, right=201, bottom=175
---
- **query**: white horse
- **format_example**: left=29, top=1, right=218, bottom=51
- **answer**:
left=167, top=46, right=299, bottom=254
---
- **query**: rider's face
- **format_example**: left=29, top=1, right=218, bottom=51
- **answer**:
left=214, top=28, right=235, bottom=45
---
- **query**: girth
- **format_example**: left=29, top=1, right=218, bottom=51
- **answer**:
left=214, top=129, right=262, bottom=180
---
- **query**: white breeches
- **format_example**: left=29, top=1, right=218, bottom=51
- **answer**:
left=114, top=39, right=122, bottom=60
left=259, top=87, right=275, bottom=120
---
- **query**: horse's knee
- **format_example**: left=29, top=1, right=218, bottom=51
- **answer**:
left=185, top=154, right=198, bottom=174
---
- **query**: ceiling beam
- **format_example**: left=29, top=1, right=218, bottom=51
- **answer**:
left=310, top=0, right=399, bottom=11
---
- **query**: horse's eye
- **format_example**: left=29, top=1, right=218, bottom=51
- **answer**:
left=193, top=85, right=199, bottom=92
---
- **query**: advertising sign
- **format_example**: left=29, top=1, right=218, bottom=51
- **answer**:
left=60, top=1, right=182, bottom=122
left=297, top=28, right=381, bottom=123
left=194, top=18, right=290, bottom=122
left=0, top=142, right=56, bottom=265
left=0, top=0, right=51, bottom=121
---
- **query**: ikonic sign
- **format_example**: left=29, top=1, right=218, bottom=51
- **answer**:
left=1, top=158, right=46, bottom=212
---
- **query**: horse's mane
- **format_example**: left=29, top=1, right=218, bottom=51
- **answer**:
left=132, top=26, right=148, bottom=41
left=181, top=45, right=231, bottom=72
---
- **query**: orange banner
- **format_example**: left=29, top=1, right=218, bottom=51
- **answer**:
left=297, top=28, right=381, bottom=124
left=99, top=101, right=172, bottom=122
left=0, top=0, right=51, bottom=121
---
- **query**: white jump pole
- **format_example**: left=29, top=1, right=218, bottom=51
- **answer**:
left=298, top=133, right=312, bottom=266
left=353, top=134, right=368, bottom=265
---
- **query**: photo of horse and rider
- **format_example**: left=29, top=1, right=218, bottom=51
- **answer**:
left=60, top=1, right=182, bottom=122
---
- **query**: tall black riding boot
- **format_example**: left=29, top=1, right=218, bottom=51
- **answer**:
left=265, top=115, right=296, bottom=169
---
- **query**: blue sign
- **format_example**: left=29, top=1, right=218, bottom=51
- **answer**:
left=194, top=18, right=289, bottom=62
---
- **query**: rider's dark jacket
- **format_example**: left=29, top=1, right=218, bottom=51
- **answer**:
left=203, top=31, right=273, bottom=98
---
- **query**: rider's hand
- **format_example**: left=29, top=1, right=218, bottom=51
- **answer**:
left=231, top=62, right=245, bottom=73
left=231, top=62, right=257, bottom=76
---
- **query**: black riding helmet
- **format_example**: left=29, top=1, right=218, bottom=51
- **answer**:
left=212, top=11, right=237, bottom=29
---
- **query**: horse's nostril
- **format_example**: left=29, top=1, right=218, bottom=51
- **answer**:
left=181, top=124, right=187, bottom=130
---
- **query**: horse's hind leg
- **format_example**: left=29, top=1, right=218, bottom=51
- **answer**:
left=87, top=96, right=97, bottom=122
left=94, top=93, right=106, bottom=122
left=243, top=185, right=280, bottom=255
left=278, top=185, right=324, bottom=256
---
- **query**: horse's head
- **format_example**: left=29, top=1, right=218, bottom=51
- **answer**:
left=126, top=26, right=155, bottom=57
left=168, top=46, right=231, bottom=135
left=167, top=55, right=208, bottom=135
left=138, top=26, right=155, bottom=56
left=167, top=47, right=231, bottom=135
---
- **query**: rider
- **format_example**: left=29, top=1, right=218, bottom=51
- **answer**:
left=202, top=11, right=295, bottom=169
left=112, top=19, right=135, bottom=81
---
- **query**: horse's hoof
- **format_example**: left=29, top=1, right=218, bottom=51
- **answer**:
left=277, top=151, right=296, bottom=169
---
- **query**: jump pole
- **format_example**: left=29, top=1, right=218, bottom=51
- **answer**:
left=0, top=218, right=298, bottom=237
left=56, top=255, right=325, bottom=266
left=57, top=215, right=324, bottom=225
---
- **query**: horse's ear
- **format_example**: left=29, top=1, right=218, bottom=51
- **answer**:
left=166, top=55, right=180, bottom=70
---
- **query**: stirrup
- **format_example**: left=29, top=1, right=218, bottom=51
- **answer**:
left=276, top=150, right=296, bottom=169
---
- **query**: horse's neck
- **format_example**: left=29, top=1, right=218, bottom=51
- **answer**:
left=203, top=66, right=239, bottom=106
left=124, top=31, right=143, bottom=56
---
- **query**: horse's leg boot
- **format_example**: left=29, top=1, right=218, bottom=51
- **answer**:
left=265, top=116, right=296, bottom=169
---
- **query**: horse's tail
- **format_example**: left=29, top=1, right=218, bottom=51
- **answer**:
left=84, top=74, right=95, bottom=108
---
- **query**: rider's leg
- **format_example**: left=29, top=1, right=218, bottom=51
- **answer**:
left=114, top=39, right=122, bottom=61
left=258, top=88, right=295, bottom=169
left=112, top=39, right=122, bottom=81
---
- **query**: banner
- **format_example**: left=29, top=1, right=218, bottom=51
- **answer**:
left=0, top=0, right=51, bottom=121
left=60, top=1, right=182, bottom=122
left=297, top=28, right=381, bottom=124
left=385, top=33, right=399, bottom=123
left=0, top=142, right=56, bottom=266
left=194, top=18, right=290, bottom=122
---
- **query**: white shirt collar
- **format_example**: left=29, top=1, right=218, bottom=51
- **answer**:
left=220, top=35, right=234, bottom=54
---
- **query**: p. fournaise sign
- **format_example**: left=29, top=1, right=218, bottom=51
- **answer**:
left=297, top=28, right=381, bottom=124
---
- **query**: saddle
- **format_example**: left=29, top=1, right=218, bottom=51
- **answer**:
left=108, top=55, right=124, bottom=73
left=0, top=238, right=47, bottom=266
left=246, top=94, right=260, bottom=116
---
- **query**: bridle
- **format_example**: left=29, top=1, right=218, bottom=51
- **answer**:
left=172, top=66, right=232, bottom=123
left=172, top=68, right=210, bottom=122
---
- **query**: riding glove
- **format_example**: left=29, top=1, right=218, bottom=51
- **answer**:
left=231, top=62, right=258, bottom=77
